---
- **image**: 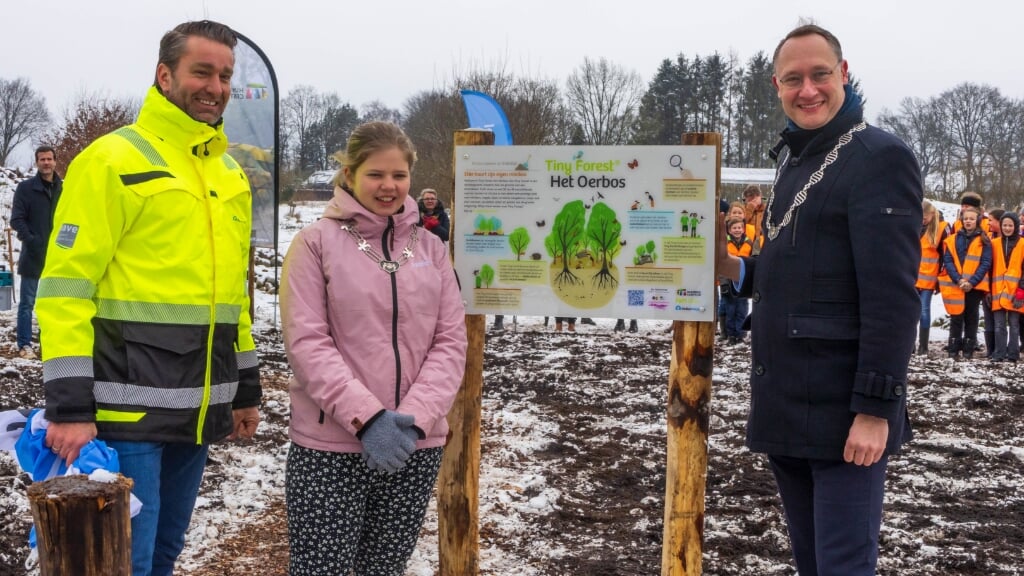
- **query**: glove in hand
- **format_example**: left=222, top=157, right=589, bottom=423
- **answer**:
left=360, top=411, right=418, bottom=474
left=422, top=215, right=440, bottom=230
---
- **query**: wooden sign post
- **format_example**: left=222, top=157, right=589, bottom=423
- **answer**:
left=662, top=132, right=721, bottom=576
left=437, top=129, right=493, bottom=575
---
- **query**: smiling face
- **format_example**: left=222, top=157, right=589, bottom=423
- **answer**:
left=1002, top=217, right=1017, bottom=237
left=34, top=150, right=56, bottom=181
left=344, top=147, right=411, bottom=217
left=156, top=35, right=234, bottom=124
left=773, top=33, right=848, bottom=130
left=728, top=206, right=746, bottom=221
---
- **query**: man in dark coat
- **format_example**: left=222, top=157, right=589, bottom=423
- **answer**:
left=716, top=24, right=922, bottom=576
left=10, top=145, right=62, bottom=359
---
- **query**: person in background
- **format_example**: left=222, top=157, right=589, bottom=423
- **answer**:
left=281, top=122, right=467, bottom=575
left=980, top=208, right=1005, bottom=358
left=988, top=211, right=1024, bottom=362
left=417, top=188, right=450, bottom=242
left=10, top=146, right=62, bottom=360
left=915, top=200, right=947, bottom=355
left=717, top=23, right=921, bottom=575
left=720, top=217, right=753, bottom=344
left=939, top=206, right=992, bottom=360
left=742, top=184, right=765, bottom=251
left=36, top=20, right=261, bottom=576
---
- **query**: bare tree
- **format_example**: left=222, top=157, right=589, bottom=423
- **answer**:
left=44, top=91, right=139, bottom=168
left=564, top=57, right=643, bottom=145
left=0, top=77, right=51, bottom=165
left=878, top=97, right=950, bottom=197
left=938, top=83, right=1001, bottom=192
left=281, top=85, right=321, bottom=172
left=360, top=100, right=402, bottom=124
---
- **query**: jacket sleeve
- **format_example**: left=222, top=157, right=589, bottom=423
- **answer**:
left=37, top=143, right=130, bottom=422
left=280, top=227, right=385, bottom=435
left=434, top=210, right=451, bottom=241
left=398, top=241, right=467, bottom=436
left=847, top=140, right=922, bottom=421
left=10, top=181, right=31, bottom=241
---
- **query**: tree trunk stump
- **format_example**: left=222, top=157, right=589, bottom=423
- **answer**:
left=28, top=474, right=133, bottom=576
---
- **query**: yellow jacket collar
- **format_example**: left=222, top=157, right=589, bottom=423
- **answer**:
left=136, top=86, right=229, bottom=158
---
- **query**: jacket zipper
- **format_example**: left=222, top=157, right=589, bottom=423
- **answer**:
left=382, top=217, right=402, bottom=406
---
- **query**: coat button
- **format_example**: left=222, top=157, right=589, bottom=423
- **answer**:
left=893, top=385, right=904, bottom=397
left=754, top=364, right=765, bottom=376
left=752, top=291, right=761, bottom=303
left=792, top=329, right=799, bottom=335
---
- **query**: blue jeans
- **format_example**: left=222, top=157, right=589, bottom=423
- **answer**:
left=105, top=440, right=209, bottom=576
left=918, top=288, right=932, bottom=333
left=720, top=293, right=748, bottom=339
left=16, top=276, right=38, bottom=349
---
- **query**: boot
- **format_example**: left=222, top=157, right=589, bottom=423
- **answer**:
left=580, top=317, right=596, bottom=325
left=555, top=320, right=563, bottom=332
left=947, top=338, right=961, bottom=359
left=628, top=319, right=638, bottom=333
left=492, top=315, right=504, bottom=331
left=963, top=338, right=976, bottom=360
left=567, top=321, right=576, bottom=332
left=984, top=330, right=994, bottom=359
left=717, top=316, right=728, bottom=340
left=917, top=327, right=930, bottom=356
left=614, top=319, right=626, bottom=332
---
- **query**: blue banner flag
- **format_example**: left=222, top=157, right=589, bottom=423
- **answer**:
left=459, top=90, right=513, bottom=145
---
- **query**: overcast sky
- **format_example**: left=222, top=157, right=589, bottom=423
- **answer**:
left=4, top=0, right=1022, bottom=166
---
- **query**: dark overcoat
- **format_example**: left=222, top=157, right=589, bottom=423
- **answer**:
left=738, top=110, right=922, bottom=461
left=10, top=172, right=63, bottom=278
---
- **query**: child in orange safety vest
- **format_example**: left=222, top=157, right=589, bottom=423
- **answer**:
left=939, top=206, right=992, bottom=360
left=988, top=212, right=1024, bottom=362
left=719, top=217, right=754, bottom=345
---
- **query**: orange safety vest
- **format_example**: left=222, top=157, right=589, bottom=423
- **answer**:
left=938, top=234, right=989, bottom=315
left=916, top=232, right=941, bottom=290
left=727, top=236, right=754, bottom=258
left=990, top=237, right=1024, bottom=312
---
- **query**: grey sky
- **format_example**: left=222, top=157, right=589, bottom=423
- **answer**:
left=4, top=0, right=1021, bottom=166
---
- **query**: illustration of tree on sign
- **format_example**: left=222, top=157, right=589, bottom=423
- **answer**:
left=585, top=202, right=621, bottom=289
left=478, top=264, right=495, bottom=288
left=544, top=235, right=561, bottom=264
left=509, top=227, right=530, bottom=261
left=633, top=240, right=657, bottom=266
left=473, top=214, right=504, bottom=235
left=547, top=200, right=585, bottom=287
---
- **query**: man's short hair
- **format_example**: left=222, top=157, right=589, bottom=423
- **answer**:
left=742, top=184, right=762, bottom=199
left=35, top=145, right=55, bottom=162
left=773, top=23, right=843, bottom=69
left=154, top=20, right=237, bottom=88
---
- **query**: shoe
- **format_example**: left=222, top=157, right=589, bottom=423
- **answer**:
left=555, top=321, right=563, bottom=332
left=567, top=323, right=576, bottom=332
left=18, top=346, right=36, bottom=360
left=580, top=318, right=596, bottom=325
left=963, top=338, right=976, bottom=360
left=614, top=319, right=625, bottom=332
left=628, top=320, right=638, bottom=333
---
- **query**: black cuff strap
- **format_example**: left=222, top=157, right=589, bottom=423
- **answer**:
left=853, top=371, right=905, bottom=400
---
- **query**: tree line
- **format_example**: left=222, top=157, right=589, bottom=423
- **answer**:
left=2, top=53, right=1021, bottom=210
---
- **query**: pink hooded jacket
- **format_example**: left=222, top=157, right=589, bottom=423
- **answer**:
left=281, top=187, right=467, bottom=452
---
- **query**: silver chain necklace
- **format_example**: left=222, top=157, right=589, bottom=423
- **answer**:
left=765, top=121, right=867, bottom=241
left=339, top=220, right=419, bottom=274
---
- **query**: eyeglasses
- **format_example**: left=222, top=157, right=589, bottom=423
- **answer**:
left=777, top=62, right=842, bottom=90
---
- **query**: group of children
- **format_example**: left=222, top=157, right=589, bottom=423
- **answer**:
left=921, top=191, right=1024, bottom=362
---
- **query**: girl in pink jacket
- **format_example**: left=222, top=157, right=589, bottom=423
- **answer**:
left=281, top=122, right=467, bottom=575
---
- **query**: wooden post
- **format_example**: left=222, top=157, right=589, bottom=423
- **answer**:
left=662, top=132, right=722, bottom=576
left=28, top=474, right=134, bottom=576
left=437, top=129, right=493, bottom=576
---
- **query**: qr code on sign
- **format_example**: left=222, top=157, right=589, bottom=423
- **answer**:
left=627, top=290, right=644, bottom=307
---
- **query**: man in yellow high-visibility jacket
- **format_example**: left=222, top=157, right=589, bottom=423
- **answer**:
left=37, top=20, right=261, bottom=576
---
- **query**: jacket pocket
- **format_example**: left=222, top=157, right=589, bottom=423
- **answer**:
left=787, top=315, right=860, bottom=340
left=123, top=323, right=207, bottom=390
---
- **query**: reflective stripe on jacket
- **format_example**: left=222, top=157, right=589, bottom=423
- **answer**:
left=36, top=87, right=261, bottom=445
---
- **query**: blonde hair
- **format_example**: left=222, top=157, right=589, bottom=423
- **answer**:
left=922, top=200, right=940, bottom=247
left=332, top=122, right=417, bottom=188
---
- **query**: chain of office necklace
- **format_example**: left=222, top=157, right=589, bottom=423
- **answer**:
left=339, top=220, right=419, bottom=274
left=764, top=121, right=867, bottom=241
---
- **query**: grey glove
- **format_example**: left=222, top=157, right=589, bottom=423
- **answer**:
left=359, top=410, right=418, bottom=474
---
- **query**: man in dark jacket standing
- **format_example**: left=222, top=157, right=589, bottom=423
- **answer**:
left=717, top=24, right=922, bottom=576
left=10, top=145, right=61, bottom=359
